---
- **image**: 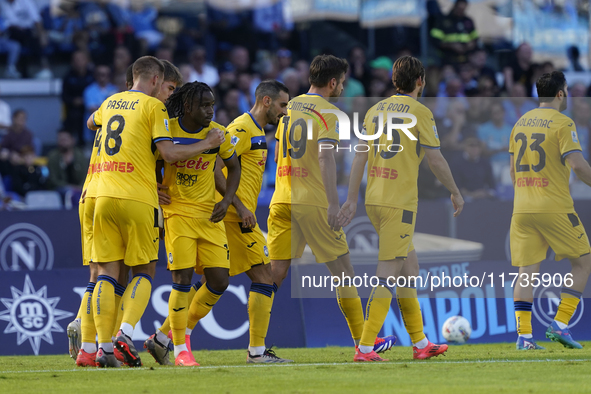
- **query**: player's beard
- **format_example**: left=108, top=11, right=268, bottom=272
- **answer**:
left=266, top=107, right=280, bottom=126
left=417, top=85, right=424, bottom=99
left=329, top=85, right=342, bottom=98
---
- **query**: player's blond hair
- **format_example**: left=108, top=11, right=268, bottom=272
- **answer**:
left=132, top=56, right=164, bottom=82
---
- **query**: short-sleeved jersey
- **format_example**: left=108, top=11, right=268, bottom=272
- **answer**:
left=162, top=118, right=235, bottom=219
left=80, top=127, right=102, bottom=202
left=216, top=112, right=267, bottom=222
left=509, top=108, right=582, bottom=213
left=364, top=95, right=440, bottom=212
left=270, top=93, right=340, bottom=208
left=92, top=90, right=172, bottom=208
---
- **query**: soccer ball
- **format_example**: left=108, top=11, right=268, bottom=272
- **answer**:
left=442, top=316, right=472, bottom=344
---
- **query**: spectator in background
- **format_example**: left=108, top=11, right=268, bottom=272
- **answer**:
left=0, top=15, right=22, bottom=78
left=42, top=0, right=84, bottom=58
left=430, top=0, right=478, bottom=64
left=348, top=46, right=372, bottom=94
left=530, top=61, right=554, bottom=97
left=188, top=46, right=219, bottom=87
left=230, top=46, right=251, bottom=73
left=503, top=83, right=536, bottom=125
left=436, top=99, right=471, bottom=154
left=0, top=109, right=34, bottom=160
left=370, top=56, right=392, bottom=86
left=112, top=45, right=132, bottom=85
left=468, top=48, right=497, bottom=86
left=280, top=68, right=301, bottom=100
left=477, top=102, right=512, bottom=184
left=62, top=50, right=93, bottom=145
left=1, top=0, right=52, bottom=78
left=0, top=89, right=12, bottom=132
left=83, top=65, right=117, bottom=142
left=276, top=48, right=292, bottom=75
left=236, top=72, right=253, bottom=113
left=214, top=107, right=230, bottom=127
left=294, top=59, right=310, bottom=93
left=47, top=130, right=87, bottom=195
left=216, top=61, right=236, bottom=103
left=155, top=44, right=174, bottom=63
left=178, top=63, right=193, bottom=87
left=222, top=89, right=241, bottom=121
left=129, top=1, right=163, bottom=55
left=2, top=146, right=45, bottom=196
left=458, top=62, right=477, bottom=92
left=503, top=42, right=534, bottom=96
left=418, top=159, right=449, bottom=199
left=451, top=137, right=495, bottom=200
left=567, top=45, right=584, bottom=72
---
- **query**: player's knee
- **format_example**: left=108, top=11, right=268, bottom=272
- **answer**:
left=208, top=277, right=229, bottom=294
left=171, top=268, right=193, bottom=285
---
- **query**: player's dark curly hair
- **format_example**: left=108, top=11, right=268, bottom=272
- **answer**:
left=165, top=81, right=214, bottom=118
left=392, top=56, right=425, bottom=94
left=536, top=71, right=566, bottom=103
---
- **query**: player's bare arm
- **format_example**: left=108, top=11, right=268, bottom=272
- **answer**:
left=86, top=111, right=99, bottom=131
left=155, top=160, right=170, bottom=205
left=318, top=145, right=341, bottom=231
left=156, top=128, right=224, bottom=163
left=213, top=156, right=256, bottom=228
left=338, top=140, right=369, bottom=227
left=210, top=153, right=241, bottom=223
left=566, top=151, right=591, bottom=187
left=424, top=148, right=464, bottom=217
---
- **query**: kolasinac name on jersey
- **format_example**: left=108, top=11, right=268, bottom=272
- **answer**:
left=364, top=95, right=440, bottom=213
left=91, top=90, right=172, bottom=209
left=216, top=112, right=267, bottom=222
left=271, top=93, right=340, bottom=208
left=162, top=118, right=235, bottom=219
left=509, top=108, right=583, bottom=213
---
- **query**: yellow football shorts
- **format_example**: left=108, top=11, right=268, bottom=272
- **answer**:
left=92, top=197, right=159, bottom=266
left=366, top=205, right=416, bottom=261
left=510, top=212, right=591, bottom=266
left=79, top=197, right=96, bottom=266
left=267, top=203, right=349, bottom=264
left=224, top=220, right=270, bottom=277
left=164, top=214, right=230, bottom=274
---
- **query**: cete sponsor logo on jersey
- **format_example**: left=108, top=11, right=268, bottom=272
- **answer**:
left=171, top=157, right=211, bottom=170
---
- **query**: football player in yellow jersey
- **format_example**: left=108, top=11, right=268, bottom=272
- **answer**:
left=89, top=57, right=224, bottom=368
left=151, top=81, right=241, bottom=367
left=509, top=71, right=591, bottom=350
left=339, top=56, right=464, bottom=361
left=269, top=55, right=395, bottom=356
left=211, top=80, right=293, bottom=363
left=71, top=60, right=184, bottom=367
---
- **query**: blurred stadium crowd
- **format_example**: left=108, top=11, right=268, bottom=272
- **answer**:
left=0, top=0, right=589, bottom=209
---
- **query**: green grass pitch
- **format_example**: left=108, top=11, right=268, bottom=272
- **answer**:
left=0, top=343, right=590, bottom=393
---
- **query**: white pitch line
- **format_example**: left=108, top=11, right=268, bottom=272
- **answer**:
left=0, top=358, right=588, bottom=374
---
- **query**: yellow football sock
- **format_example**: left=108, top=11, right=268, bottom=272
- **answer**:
left=335, top=279, right=364, bottom=343
left=396, top=286, right=425, bottom=344
left=159, top=282, right=199, bottom=335
left=187, top=283, right=223, bottom=330
left=555, top=289, right=582, bottom=325
left=76, top=295, right=84, bottom=320
left=92, top=275, right=117, bottom=344
left=81, top=283, right=96, bottom=344
left=248, top=283, right=275, bottom=348
left=120, top=274, right=152, bottom=331
left=514, top=301, right=532, bottom=335
left=169, top=284, right=192, bottom=346
left=112, top=295, right=123, bottom=338
left=360, top=279, right=393, bottom=347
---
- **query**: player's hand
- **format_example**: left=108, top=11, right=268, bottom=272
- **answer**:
left=210, top=200, right=230, bottom=223
left=327, top=203, right=341, bottom=232
left=451, top=193, right=464, bottom=217
left=205, top=128, right=225, bottom=149
left=157, top=183, right=171, bottom=205
left=237, top=205, right=256, bottom=229
left=337, top=200, right=357, bottom=227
